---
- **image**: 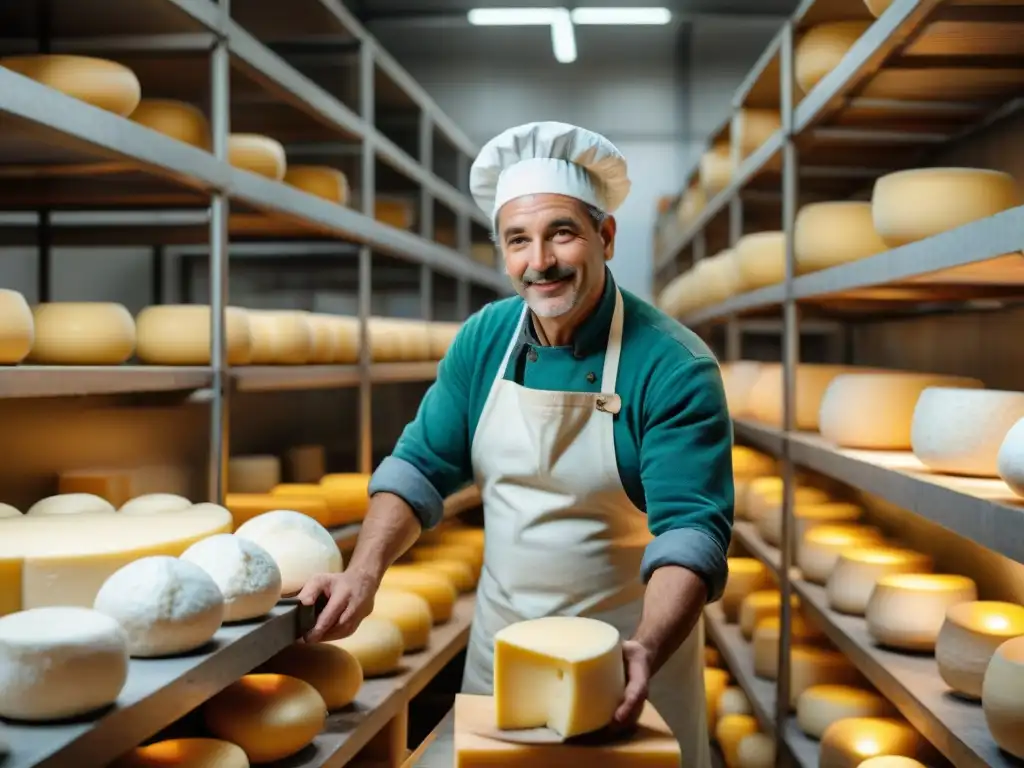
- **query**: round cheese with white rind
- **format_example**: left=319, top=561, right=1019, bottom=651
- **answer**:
left=130, top=99, right=211, bottom=150
left=181, top=534, right=282, bottom=622
left=998, top=417, right=1024, bottom=497
left=0, top=289, right=33, bottom=364
left=26, top=493, right=116, bottom=516
left=227, top=134, right=287, bottom=180
left=937, top=601, right=1024, bottom=700
left=27, top=302, right=136, bottom=365
left=982, top=635, right=1024, bottom=760
left=119, top=493, right=193, bottom=515
left=0, top=606, right=129, bottom=721
left=135, top=305, right=253, bottom=366
left=794, top=201, right=887, bottom=275
left=93, top=555, right=225, bottom=657
left=233, top=510, right=342, bottom=596
left=0, top=55, right=141, bottom=116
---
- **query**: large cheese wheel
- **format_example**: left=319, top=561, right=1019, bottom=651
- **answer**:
left=305, top=316, right=338, bottom=364
left=181, top=534, right=282, bottom=622
left=717, top=686, right=753, bottom=719
left=721, top=362, right=763, bottom=419
left=737, top=733, right=775, bottom=768
left=827, top=546, right=933, bottom=616
left=871, top=168, right=1021, bottom=248
left=248, top=310, right=315, bottom=364
left=379, top=565, right=457, bottom=623
left=759, top=501, right=863, bottom=550
left=735, top=109, right=781, bottom=158
left=130, top=99, right=211, bottom=149
left=911, top=388, right=1024, bottom=477
left=26, top=493, right=116, bottom=516
left=790, top=646, right=861, bottom=706
left=204, top=674, right=326, bottom=762
left=0, top=55, right=141, bottom=115
left=369, top=588, right=433, bottom=651
left=27, top=302, right=135, bottom=364
left=284, top=166, right=350, bottom=204
left=228, top=455, right=282, bottom=494
left=262, top=642, right=362, bottom=709
left=119, top=493, right=193, bottom=515
left=722, top=558, right=771, bottom=622
left=735, top=232, right=785, bottom=290
left=234, top=510, right=342, bottom=596
left=136, top=305, right=253, bottom=366
left=820, top=373, right=984, bottom=450
left=93, top=556, right=224, bottom=657
left=753, top=616, right=827, bottom=679
left=796, top=684, right=895, bottom=739
left=999, top=417, right=1024, bottom=497
left=329, top=315, right=361, bottom=364
left=677, top=185, right=707, bottom=227
left=798, top=524, right=885, bottom=584
left=749, top=364, right=854, bottom=430
left=271, top=483, right=360, bottom=527
left=376, top=198, right=416, bottom=229
left=416, top=558, right=477, bottom=592
left=227, top=134, right=287, bottom=180
left=317, top=472, right=371, bottom=524
left=225, top=493, right=331, bottom=528
left=331, top=616, right=404, bottom=676
left=0, top=289, right=33, bottom=364
left=700, top=142, right=734, bottom=197
left=866, top=573, right=978, bottom=651
left=937, top=601, right=1024, bottom=700
left=0, top=606, right=128, bottom=721
left=819, top=718, right=932, bottom=768
left=0, top=503, right=21, bottom=518
left=794, top=201, right=888, bottom=275
left=795, top=22, right=872, bottom=94
left=716, top=714, right=758, bottom=768
left=113, top=739, right=248, bottom=768
left=982, top=635, right=1024, bottom=760
left=705, top=667, right=730, bottom=733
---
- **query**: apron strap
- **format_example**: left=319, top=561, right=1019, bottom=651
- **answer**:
left=497, top=303, right=530, bottom=379
left=600, top=288, right=625, bottom=394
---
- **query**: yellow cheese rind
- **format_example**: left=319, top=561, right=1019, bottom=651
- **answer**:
left=715, top=714, right=758, bottom=768
left=379, top=566, right=457, bottom=623
left=130, top=100, right=212, bottom=150
left=722, top=558, right=771, bottom=623
left=27, top=302, right=136, bottom=365
left=1, top=55, right=141, bottom=115
left=284, top=165, right=350, bottom=204
left=0, top=289, right=33, bottom=364
left=261, top=643, right=363, bottom=710
left=705, top=667, right=730, bottom=734
left=225, top=493, right=331, bottom=528
left=796, top=684, right=894, bottom=739
left=795, top=22, right=872, bottom=94
left=819, top=717, right=933, bottom=768
left=135, top=305, right=253, bottom=366
left=794, top=201, right=887, bottom=275
left=113, top=738, right=249, bottom=768
left=369, top=588, right=434, bottom=652
left=416, top=558, right=477, bottom=592
left=227, top=134, right=287, bottom=181
left=331, top=616, right=404, bottom=677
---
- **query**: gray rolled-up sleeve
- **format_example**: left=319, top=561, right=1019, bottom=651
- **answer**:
left=368, top=456, right=447, bottom=530
left=640, top=528, right=729, bottom=602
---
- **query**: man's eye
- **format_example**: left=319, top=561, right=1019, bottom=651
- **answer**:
left=554, top=229, right=574, bottom=238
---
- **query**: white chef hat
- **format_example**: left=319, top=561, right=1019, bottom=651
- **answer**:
left=470, top=121, right=631, bottom=221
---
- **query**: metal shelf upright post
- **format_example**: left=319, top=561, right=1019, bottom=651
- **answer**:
left=358, top=37, right=375, bottom=476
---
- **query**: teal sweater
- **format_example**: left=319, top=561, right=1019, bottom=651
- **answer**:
left=368, top=270, right=734, bottom=601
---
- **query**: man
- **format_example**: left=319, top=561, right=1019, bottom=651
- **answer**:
left=298, top=121, right=734, bottom=768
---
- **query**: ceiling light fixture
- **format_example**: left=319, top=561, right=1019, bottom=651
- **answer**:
left=467, top=8, right=561, bottom=25
left=550, top=8, right=577, bottom=63
left=571, top=7, right=672, bottom=25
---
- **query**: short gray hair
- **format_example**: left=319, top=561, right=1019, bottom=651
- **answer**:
left=490, top=201, right=608, bottom=244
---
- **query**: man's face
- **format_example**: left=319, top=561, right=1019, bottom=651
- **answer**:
left=496, top=194, right=615, bottom=318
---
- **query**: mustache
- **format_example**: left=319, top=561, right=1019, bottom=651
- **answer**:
left=521, top=265, right=577, bottom=285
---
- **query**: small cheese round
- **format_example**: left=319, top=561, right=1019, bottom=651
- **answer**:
left=700, top=142, right=734, bottom=197
left=0, top=503, right=21, bottom=518
left=180, top=534, right=282, bottom=622
left=866, top=573, right=978, bottom=652
left=819, top=718, right=931, bottom=768
left=306, top=315, right=339, bottom=364
left=135, top=305, right=253, bottom=366
left=0, top=54, right=141, bottom=115
left=790, top=646, right=861, bottom=706
left=369, top=588, right=434, bottom=652
left=119, top=493, right=193, bottom=515
left=737, top=732, right=775, bottom=768
left=93, top=556, right=225, bottom=657
left=796, top=684, right=894, bottom=739
left=129, top=99, right=211, bottom=150
left=872, top=167, right=1020, bottom=248
left=716, top=714, right=758, bottom=767
left=407, top=543, right=483, bottom=576
left=722, top=558, right=771, bottom=622
left=26, top=492, right=116, bottom=516
left=415, top=558, right=476, bottom=592
left=736, top=109, right=781, bottom=158
left=113, top=738, right=248, bottom=768
left=798, top=524, right=886, bottom=585
left=248, top=310, right=315, bottom=365
left=998, top=417, right=1024, bottom=497
left=911, top=387, right=1024, bottom=478
left=705, top=667, right=730, bottom=733
left=379, top=566, right=458, bottom=623
left=0, top=606, right=129, bottom=721
left=284, top=166, right=350, bottom=204
left=936, top=601, right=1024, bottom=700
left=204, top=674, right=327, bottom=762
left=739, top=590, right=799, bottom=640
left=229, top=455, right=282, bottom=493
left=227, top=134, right=287, bottom=180
left=234, top=510, right=342, bottom=596
left=0, top=289, right=33, bottom=364
left=795, top=22, right=872, bottom=94
left=982, top=635, right=1024, bottom=760
left=753, top=616, right=826, bottom=679
left=826, top=546, right=934, bottom=616
left=262, top=642, right=362, bottom=710
left=717, top=686, right=753, bottom=719
left=331, top=616, right=405, bottom=676
left=27, top=302, right=135, bottom=364
left=735, top=232, right=785, bottom=290
left=721, top=362, right=764, bottom=421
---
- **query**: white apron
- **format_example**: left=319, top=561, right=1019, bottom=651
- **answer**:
left=461, top=288, right=711, bottom=768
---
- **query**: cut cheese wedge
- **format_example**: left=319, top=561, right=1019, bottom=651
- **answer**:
left=113, top=739, right=248, bottom=768
left=379, top=565, right=457, bottom=623
left=369, top=588, right=433, bottom=652
left=331, top=616, right=404, bottom=677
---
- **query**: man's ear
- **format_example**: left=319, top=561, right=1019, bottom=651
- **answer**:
left=601, top=216, right=617, bottom=262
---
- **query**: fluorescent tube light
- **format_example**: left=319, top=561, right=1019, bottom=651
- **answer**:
left=468, top=8, right=561, bottom=25
left=550, top=8, right=577, bottom=63
left=571, top=7, right=672, bottom=25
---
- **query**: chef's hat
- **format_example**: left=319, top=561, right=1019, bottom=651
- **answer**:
left=470, top=121, right=631, bottom=221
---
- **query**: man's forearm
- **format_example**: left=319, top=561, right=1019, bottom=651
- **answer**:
left=631, top=565, right=707, bottom=675
left=346, top=492, right=423, bottom=584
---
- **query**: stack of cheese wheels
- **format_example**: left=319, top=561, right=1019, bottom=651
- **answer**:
left=261, top=642, right=363, bottom=710
left=493, top=616, right=626, bottom=739
left=721, top=361, right=763, bottom=420
left=228, top=455, right=282, bottom=493
left=0, top=289, right=34, bottom=364
left=795, top=22, right=872, bottom=93
left=731, top=445, right=776, bottom=519
left=135, top=305, right=254, bottom=366
left=753, top=614, right=826, bottom=679
left=379, top=565, right=458, bottom=623
left=819, top=372, right=985, bottom=450
left=749, top=363, right=856, bottom=430
left=233, top=510, right=342, bottom=597
left=227, top=134, right=287, bottom=180
left=794, top=201, right=887, bottom=275
left=0, top=55, right=141, bottom=115
left=717, top=713, right=758, bottom=768
left=721, top=558, right=772, bottom=622
left=826, top=546, right=933, bottom=616
left=760, top=501, right=863, bottom=551
left=114, top=739, right=249, bottom=768
left=818, top=717, right=934, bottom=768
left=225, top=492, right=330, bottom=528
left=27, top=303, right=136, bottom=365
left=181, top=534, right=283, bottom=623
left=999, top=417, right=1024, bottom=497
left=866, top=573, right=978, bottom=651
left=734, top=232, right=784, bottom=291
left=796, top=684, right=895, bottom=739
left=700, top=141, right=734, bottom=197
left=739, top=590, right=799, bottom=640
left=248, top=310, right=315, bottom=364
left=284, top=166, right=350, bottom=204
left=130, top=99, right=212, bottom=149
left=798, top=523, right=886, bottom=584
left=936, top=601, right=1024, bottom=699
left=331, top=616, right=405, bottom=677
left=982, top=635, right=1024, bottom=760
left=735, top=109, right=781, bottom=158
left=871, top=167, right=1020, bottom=247
left=911, top=388, right=1024, bottom=477
left=705, top=667, right=730, bottom=733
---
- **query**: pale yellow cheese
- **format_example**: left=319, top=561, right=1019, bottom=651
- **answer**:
left=135, top=305, right=253, bottom=366
left=224, top=492, right=331, bottom=528
left=416, top=558, right=477, bottom=592
left=739, top=590, right=799, bottom=641
left=286, top=445, right=326, bottom=483
left=752, top=615, right=826, bottom=679
left=261, top=642, right=362, bottom=710
left=732, top=446, right=776, bottom=479
left=368, top=588, right=433, bottom=651
left=717, top=686, right=752, bottom=719
left=716, top=714, right=758, bottom=768
left=826, top=546, right=934, bottom=616
left=789, top=646, right=861, bottom=706
left=130, top=99, right=211, bottom=150
left=26, top=493, right=116, bottom=516
left=227, top=134, right=287, bottom=180
left=328, top=315, right=360, bottom=364
left=248, top=310, right=314, bottom=365
left=735, top=232, right=785, bottom=290
left=722, top=558, right=772, bottom=622
left=937, top=601, right=1024, bottom=700
left=305, top=317, right=337, bottom=364
left=819, top=717, right=932, bottom=768
left=58, top=469, right=133, bottom=508
left=331, top=616, right=404, bottom=676
left=494, top=616, right=625, bottom=738
left=113, top=738, right=248, bottom=768
left=0, top=55, right=141, bottom=116
left=379, top=565, right=457, bottom=623
left=428, top=322, right=461, bottom=360
left=228, top=455, right=281, bottom=494
left=0, top=289, right=33, bottom=364
left=794, top=201, right=887, bottom=275
left=758, top=501, right=863, bottom=550
left=798, top=524, right=886, bottom=585
left=705, top=667, right=730, bottom=733
left=749, top=364, right=856, bottom=430
left=737, top=732, right=775, bottom=768
left=864, top=0, right=891, bottom=16
left=119, top=493, right=193, bottom=515
left=735, top=109, right=781, bottom=158
left=407, top=544, right=483, bottom=578
left=721, top=362, right=764, bottom=420
left=677, top=184, right=707, bottom=227
left=866, top=573, right=978, bottom=651
left=0, top=503, right=21, bottom=518
left=795, top=22, right=872, bottom=94
left=27, top=302, right=135, bottom=365
left=982, top=635, right=1024, bottom=760
left=749, top=484, right=833, bottom=531
left=796, top=684, right=895, bottom=739
left=284, top=165, right=350, bottom=204
left=700, top=142, right=734, bottom=197
left=203, top=674, right=326, bottom=763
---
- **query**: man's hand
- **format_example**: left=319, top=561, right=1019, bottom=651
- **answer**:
left=297, top=569, right=379, bottom=643
left=612, top=639, right=653, bottom=730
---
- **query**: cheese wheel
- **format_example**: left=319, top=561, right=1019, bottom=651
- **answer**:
left=735, top=109, right=781, bottom=158
left=799, top=524, right=885, bottom=584
left=857, top=759, right=928, bottom=768
left=380, top=565, right=457, bottom=623
left=428, top=322, right=461, bottom=360
left=284, top=165, right=350, bottom=204
left=135, top=305, right=253, bottom=366
left=717, top=686, right=753, bottom=718
left=998, top=418, right=1024, bottom=497
left=27, top=302, right=135, bottom=364
left=716, top=714, right=758, bottom=768
left=749, top=364, right=856, bottom=430
left=693, top=251, right=744, bottom=305
left=331, top=616, right=404, bottom=676
left=936, top=601, right=1024, bottom=700
left=180, top=534, right=282, bottom=622
left=911, top=388, right=1024, bottom=477
left=376, top=198, right=416, bottom=229
left=677, top=185, right=707, bottom=227
left=304, top=316, right=338, bottom=364
left=739, top=590, right=799, bottom=640
left=433, top=526, right=486, bottom=550
left=872, top=168, right=1021, bottom=248
left=58, top=469, right=133, bottom=508
left=0, top=289, right=33, bottom=364
left=119, top=493, right=193, bottom=515
left=733, top=445, right=776, bottom=479
left=705, top=645, right=721, bottom=668
left=700, top=142, right=734, bottom=197
left=827, top=547, right=934, bottom=616
left=93, top=555, right=224, bottom=657
left=721, top=362, right=763, bottom=421
left=796, top=684, right=895, bottom=739
left=753, top=616, right=827, bottom=679
left=262, top=642, right=362, bottom=709
left=227, top=134, right=287, bottom=180
left=407, top=544, right=483, bottom=577
left=747, top=480, right=832, bottom=522
left=234, top=510, right=342, bottom=596
left=329, top=315, right=361, bottom=364
left=113, top=739, right=248, bottom=768
left=225, top=493, right=331, bottom=528
left=130, top=99, right=211, bottom=149
left=416, top=558, right=477, bottom=592
left=248, top=310, right=314, bottom=364
left=204, top=674, right=326, bottom=762
left=0, top=55, right=141, bottom=115
left=982, top=635, right=1024, bottom=759
left=369, top=587, right=433, bottom=651
left=794, top=202, right=887, bottom=275
left=737, top=733, right=775, bottom=768
left=26, top=493, right=116, bottom=516
left=0, top=606, right=128, bottom=721
left=494, top=616, right=625, bottom=738
left=820, top=373, right=985, bottom=450
left=795, top=22, right=872, bottom=94
left=734, top=232, right=784, bottom=290
left=866, top=573, right=978, bottom=651
left=318, top=473, right=371, bottom=524
left=759, top=501, right=863, bottom=550
left=790, top=646, right=861, bottom=706
left=0, top=503, right=21, bottom=518
left=705, top=667, right=730, bottom=733
left=819, top=718, right=932, bottom=768
left=864, top=0, right=892, bottom=17
left=228, top=455, right=282, bottom=494
left=722, top=558, right=772, bottom=622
